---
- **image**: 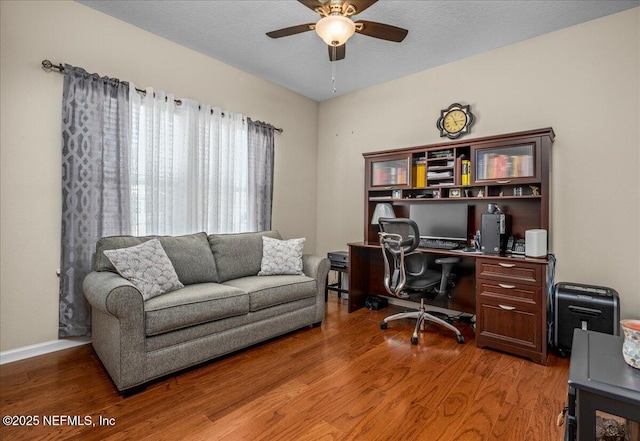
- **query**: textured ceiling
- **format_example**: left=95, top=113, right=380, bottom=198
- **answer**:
left=77, top=0, right=639, bottom=102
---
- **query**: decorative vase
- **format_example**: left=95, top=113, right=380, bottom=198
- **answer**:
left=621, top=319, right=640, bottom=369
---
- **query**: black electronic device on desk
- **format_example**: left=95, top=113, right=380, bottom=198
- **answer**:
left=506, top=235, right=526, bottom=255
left=419, top=238, right=460, bottom=250
left=480, top=203, right=510, bottom=254
left=409, top=202, right=469, bottom=247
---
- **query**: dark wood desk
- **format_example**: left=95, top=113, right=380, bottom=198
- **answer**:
left=348, top=241, right=551, bottom=364
left=348, top=241, right=477, bottom=314
left=567, top=329, right=640, bottom=441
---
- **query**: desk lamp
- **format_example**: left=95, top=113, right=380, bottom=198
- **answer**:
left=371, top=203, right=396, bottom=226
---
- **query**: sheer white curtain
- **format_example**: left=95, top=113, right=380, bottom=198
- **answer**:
left=129, top=85, right=252, bottom=236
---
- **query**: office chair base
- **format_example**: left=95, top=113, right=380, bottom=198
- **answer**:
left=380, top=307, right=464, bottom=345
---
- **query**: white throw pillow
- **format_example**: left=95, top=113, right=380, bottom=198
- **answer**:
left=258, top=236, right=305, bottom=276
left=103, top=238, right=184, bottom=300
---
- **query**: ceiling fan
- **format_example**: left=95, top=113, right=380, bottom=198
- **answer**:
left=266, top=0, right=408, bottom=61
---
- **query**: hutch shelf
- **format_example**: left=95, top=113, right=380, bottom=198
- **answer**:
left=363, top=128, right=554, bottom=244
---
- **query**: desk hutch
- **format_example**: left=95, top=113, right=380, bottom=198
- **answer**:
left=349, top=128, right=555, bottom=365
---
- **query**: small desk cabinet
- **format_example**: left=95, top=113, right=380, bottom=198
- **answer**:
left=475, top=257, right=548, bottom=365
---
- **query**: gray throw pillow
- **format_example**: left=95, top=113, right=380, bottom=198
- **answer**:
left=258, top=236, right=305, bottom=276
left=103, top=238, right=184, bottom=300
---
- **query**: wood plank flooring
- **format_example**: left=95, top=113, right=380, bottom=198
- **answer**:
left=0, top=298, right=569, bottom=440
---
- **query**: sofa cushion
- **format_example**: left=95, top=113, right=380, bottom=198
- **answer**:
left=95, top=232, right=218, bottom=284
left=95, top=235, right=154, bottom=272
left=104, top=239, right=184, bottom=300
left=144, top=283, right=249, bottom=336
left=208, top=230, right=282, bottom=282
left=258, top=236, right=305, bottom=276
left=223, top=275, right=316, bottom=312
left=157, top=233, right=218, bottom=284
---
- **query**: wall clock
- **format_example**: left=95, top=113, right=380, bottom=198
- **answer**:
left=436, top=103, right=475, bottom=139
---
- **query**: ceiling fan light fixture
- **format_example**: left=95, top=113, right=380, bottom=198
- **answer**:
left=315, top=15, right=356, bottom=46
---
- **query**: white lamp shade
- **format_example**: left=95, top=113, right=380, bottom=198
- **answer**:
left=371, top=203, right=396, bottom=225
left=315, top=15, right=356, bottom=46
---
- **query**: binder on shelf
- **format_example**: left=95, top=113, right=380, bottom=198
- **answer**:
left=461, top=159, right=471, bottom=186
left=413, top=158, right=426, bottom=188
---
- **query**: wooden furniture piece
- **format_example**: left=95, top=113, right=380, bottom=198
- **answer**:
left=351, top=128, right=554, bottom=364
left=325, top=264, right=348, bottom=302
left=363, top=128, right=554, bottom=246
left=566, top=329, right=640, bottom=441
left=475, top=256, right=549, bottom=364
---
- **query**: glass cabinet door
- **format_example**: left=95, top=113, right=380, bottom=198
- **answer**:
left=369, top=156, right=410, bottom=188
left=473, top=143, right=537, bottom=183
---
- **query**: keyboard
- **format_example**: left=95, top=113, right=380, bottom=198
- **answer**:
left=419, top=238, right=460, bottom=250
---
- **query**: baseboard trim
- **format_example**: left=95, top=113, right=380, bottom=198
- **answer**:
left=0, top=337, right=91, bottom=365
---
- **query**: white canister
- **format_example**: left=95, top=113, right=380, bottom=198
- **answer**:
left=525, top=229, right=547, bottom=258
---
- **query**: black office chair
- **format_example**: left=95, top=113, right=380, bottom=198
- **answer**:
left=378, top=218, right=464, bottom=345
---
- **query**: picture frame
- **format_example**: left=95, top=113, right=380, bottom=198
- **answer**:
left=449, top=188, right=461, bottom=198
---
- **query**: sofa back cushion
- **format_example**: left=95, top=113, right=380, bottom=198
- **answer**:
left=208, top=230, right=282, bottom=282
left=95, top=232, right=218, bottom=284
left=157, top=233, right=219, bottom=284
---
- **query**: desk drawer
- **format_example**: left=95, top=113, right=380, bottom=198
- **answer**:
left=477, top=279, right=542, bottom=307
left=476, top=300, right=542, bottom=352
left=476, top=258, right=542, bottom=286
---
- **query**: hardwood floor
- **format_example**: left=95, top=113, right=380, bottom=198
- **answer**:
left=0, top=298, right=569, bottom=440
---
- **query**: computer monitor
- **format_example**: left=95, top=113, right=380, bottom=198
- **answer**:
left=409, top=203, right=469, bottom=241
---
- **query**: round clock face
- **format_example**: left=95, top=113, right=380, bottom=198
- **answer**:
left=437, top=103, right=475, bottom=139
left=443, top=110, right=467, bottom=134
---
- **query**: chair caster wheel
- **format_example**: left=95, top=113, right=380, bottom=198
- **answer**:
left=456, top=335, right=465, bottom=344
left=380, top=322, right=388, bottom=330
left=411, top=336, right=418, bottom=345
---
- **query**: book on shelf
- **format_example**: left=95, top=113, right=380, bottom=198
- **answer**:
left=461, top=159, right=471, bottom=186
left=413, top=158, right=426, bottom=187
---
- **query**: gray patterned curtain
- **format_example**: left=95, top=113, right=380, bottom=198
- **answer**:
left=247, top=119, right=275, bottom=231
left=59, top=65, right=131, bottom=337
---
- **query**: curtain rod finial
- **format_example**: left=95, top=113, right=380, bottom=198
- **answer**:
left=42, top=60, right=64, bottom=72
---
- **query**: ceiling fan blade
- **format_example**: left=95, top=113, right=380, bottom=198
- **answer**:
left=328, top=44, right=346, bottom=61
left=344, top=0, right=377, bottom=15
left=266, top=24, right=315, bottom=39
left=355, top=20, right=408, bottom=42
left=298, top=0, right=325, bottom=13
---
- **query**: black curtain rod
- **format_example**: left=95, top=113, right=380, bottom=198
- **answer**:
left=41, top=60, right=283, bottom=133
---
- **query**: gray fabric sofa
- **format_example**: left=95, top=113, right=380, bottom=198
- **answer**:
left=83, top=230, right=330, bottom=393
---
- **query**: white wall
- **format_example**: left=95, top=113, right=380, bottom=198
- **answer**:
left=316, top=8, right=640, bottom=318
left=0, top=1, right=319, bottom=352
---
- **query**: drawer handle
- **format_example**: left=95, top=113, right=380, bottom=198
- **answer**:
left=496, top=180, right=511, bottom=184
left=499, top=304, right=516, bottom=311
left=498, top=263, right=516, bottom=268
left=499, top=283, right=516, bottom=289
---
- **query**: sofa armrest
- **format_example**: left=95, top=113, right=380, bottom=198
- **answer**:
left=83, top=271, right=144, bottom=317
left=302, top=255, right=331, bottom=324
left=302, top=254, right=330, bottom=281
left=83, top=271, right=146, bottom=391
